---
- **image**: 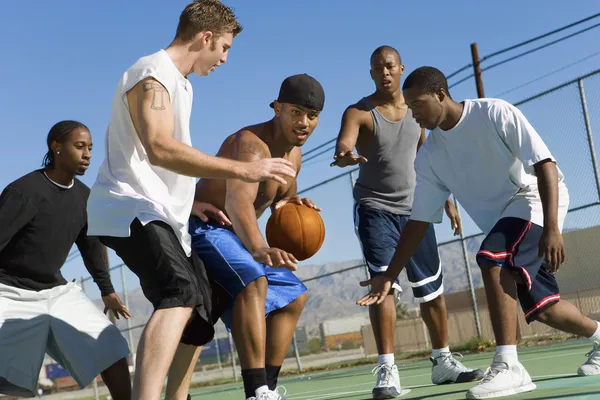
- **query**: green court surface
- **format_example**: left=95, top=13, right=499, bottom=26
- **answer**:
left=187, top=341, right=600, bottom=400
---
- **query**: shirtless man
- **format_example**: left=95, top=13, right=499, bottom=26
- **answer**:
left=332, top=46, right=483, bottom=399
left=166, top=74, right=324, bottom=400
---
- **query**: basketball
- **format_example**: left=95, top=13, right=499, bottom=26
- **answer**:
left=266, top=203, right=325, bottom=261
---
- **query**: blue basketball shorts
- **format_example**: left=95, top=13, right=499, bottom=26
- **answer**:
left=353, top=203, right=444, bottom=303
left=476, top=217, right=560, bottom=324
left=188, top=216, right=307, bottom=331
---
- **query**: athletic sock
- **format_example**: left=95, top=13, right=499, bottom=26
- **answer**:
left=589, top=321, right=600, bottom=342
left=432, top=346, right=450, bottom=359
left=266, top=364, right=282, bottom=390
left=378, top=353, right=395, bottom=366
left=494, top=345, right=518, bottom=364
left=241, top=368, right=268, bottom=399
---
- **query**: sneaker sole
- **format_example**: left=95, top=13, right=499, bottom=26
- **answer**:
left=372, top=387, right=401, bottom=399
left=433, top=369, right=486, bottom=385
left=465, top=382, right=536, bottom=399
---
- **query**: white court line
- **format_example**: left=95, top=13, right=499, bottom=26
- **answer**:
left=291, top=388, right=412, bottom=400
left=287, top=372, right=430, bottom=399
left=286, top=350, right=584, bottom=400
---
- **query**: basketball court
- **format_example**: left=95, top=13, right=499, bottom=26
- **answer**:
left=183, top=340, right=600, bottom=400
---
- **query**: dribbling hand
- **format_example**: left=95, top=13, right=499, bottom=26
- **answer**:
left=253, top=247, right=298, bottom=271
left=244, top=158, right=296, bottom=185
left=356, top=275, right=393, bottom=306
left=274, top=196, right=322, bottom=211
left=102, top=293, right=132, bottom=320
left=330, top=151, right=368, bottom=168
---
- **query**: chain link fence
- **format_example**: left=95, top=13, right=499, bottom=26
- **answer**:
left=54, top=69, right=600, bottom=396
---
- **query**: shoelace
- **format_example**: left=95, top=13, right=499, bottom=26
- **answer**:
left=255, top=387, right=287, bottom=400
left=437, top=352, right=467, bottom=370
left=372, top=364, right=394, bottom=387
left=480, top=361, right=510, bottom=384
left=584, top=342, right=600, bottom=361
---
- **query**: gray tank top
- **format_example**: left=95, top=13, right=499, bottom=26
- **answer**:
left=353, top=97, right=422, bottom=215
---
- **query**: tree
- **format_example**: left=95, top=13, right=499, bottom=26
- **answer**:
left=396, top=302, right=410, bottom=320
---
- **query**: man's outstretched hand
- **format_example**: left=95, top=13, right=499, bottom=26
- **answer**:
left=330, top=151, right=368, bottom=168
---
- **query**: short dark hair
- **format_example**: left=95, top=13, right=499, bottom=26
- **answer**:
left=175, top=0, right=243, bottom=42
left=42, top=120, right=89, bottom=168
left=402, top=66, right=451, bottom=98
left=370, top=45, right=402, bottom=65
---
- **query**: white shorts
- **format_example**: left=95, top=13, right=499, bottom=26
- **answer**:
left=0, top=282, right=130, bottom=397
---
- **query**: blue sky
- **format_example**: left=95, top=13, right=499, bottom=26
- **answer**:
left=2, top=0, right=599, bottom=298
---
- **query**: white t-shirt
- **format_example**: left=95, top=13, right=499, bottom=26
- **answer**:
left=87, top=49, right=196, bottom=256
left=411, top=98, right=570, bottom=235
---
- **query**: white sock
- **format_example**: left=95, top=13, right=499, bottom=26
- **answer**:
left=494, top=345, right=518, bottom=364
left=432, top=346, right=450, bottom=359
left=255, top=385, right=269, bottom=396
left=378, top=353, right=395, bottom=366
left=588, top=321, right=600, bottom=342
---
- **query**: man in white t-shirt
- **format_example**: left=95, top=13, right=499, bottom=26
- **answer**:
left=87, top=2, right=296, bottom=399
left=356, top=66, right=600, bottom=399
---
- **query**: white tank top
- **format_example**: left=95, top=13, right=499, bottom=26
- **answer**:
left=87, top=49, right=196, bottom=256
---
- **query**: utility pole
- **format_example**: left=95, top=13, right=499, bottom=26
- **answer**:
left=470, top=43, right=485, bottom=98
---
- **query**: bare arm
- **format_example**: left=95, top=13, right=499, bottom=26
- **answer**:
left=335, top=106, right=363, bottom=154
left=127, top=78, right=295, bottom=183
left=225, top=135, right=269, bottom=253
left=535, top=159, right=560, bottom=229
left=331, top=106, right=368, bottom=167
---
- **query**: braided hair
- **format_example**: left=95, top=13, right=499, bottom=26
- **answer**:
left=42, top=120, right=89, bottom=168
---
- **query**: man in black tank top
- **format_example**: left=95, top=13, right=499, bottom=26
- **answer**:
left=332, top=46, right=483, bottom=399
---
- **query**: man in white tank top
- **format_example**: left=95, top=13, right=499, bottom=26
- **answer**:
left=87, top=2, right=296, bottom=399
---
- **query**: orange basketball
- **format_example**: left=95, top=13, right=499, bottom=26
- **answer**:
left=266, top=203, right=325, bottom=261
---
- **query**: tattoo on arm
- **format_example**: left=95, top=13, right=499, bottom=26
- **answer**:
left=143, top=81, right=166, bottom=111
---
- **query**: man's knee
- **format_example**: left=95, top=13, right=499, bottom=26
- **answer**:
left=239, top=276, right=268, bottom=298
left=421, top=294, right=445, bottom=308
left=287, top=292, right=308, bottom=314
left=531, top=302, right=559, bottom=324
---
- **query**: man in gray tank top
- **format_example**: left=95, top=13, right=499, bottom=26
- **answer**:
left=332, top=46, right=484, bottom=399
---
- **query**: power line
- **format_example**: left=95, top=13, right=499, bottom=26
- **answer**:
left=493, top=51, right=600, bottom=98
left=482, top=21, right=600, bottom=73
left=302, top=145, right=336, bottom=164
left=448, top=21, right=600, bottom=90
left=446, top=12, right=600, bottom=86
left=302, top=138, right=336, bottom=157
left=481, top=12, right=600, bottom=62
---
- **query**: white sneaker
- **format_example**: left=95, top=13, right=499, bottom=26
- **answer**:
left=578, top=341, right=600, bottom=376
left=247, top=387, right=288, bottom=400
left=431, top=352, right=485, bottom=384
left=371, top=364, right=402, bottom=399
left=465, top=361, right=536, bottom=399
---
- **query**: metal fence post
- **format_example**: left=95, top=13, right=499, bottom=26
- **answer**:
left=578, top=79, right=600, bottom=201
left=228, top=332, right=238, bottom=381
left=292, top=332, right=303, bottom=371
left=453, top=198, right=483, bottom=338
left=215, top=335, right=223, bottom=370
left=120, top=265, right=136, bottom=369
